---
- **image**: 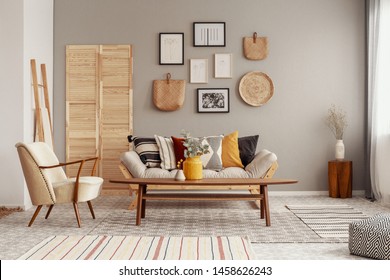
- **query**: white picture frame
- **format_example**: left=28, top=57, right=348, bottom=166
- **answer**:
left=190, top=59, right=208, bottom=83
left=214, top=53, right=232, bottom=78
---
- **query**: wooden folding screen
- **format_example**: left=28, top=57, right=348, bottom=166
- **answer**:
left=66, top=45, right=133, bottom=188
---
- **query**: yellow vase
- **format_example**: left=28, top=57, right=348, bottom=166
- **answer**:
left=183, top=156, right=203, bottom=180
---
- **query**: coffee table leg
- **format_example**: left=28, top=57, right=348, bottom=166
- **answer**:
left=136, top=185, right=143, bottom=226
left=261, top=184, right=271, bottom=226
left=141, top=185, right=146, bottom=218
left=260, top=185, right=265, bottom=219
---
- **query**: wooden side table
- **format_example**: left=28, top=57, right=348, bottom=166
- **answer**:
left=328, top=160, right=352, bottom=198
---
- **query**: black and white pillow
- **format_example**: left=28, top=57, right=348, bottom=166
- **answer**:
left=128, top=135, right=161, bottom=167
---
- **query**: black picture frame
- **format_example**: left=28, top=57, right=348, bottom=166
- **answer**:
left=193, top=22, right=226, bottom=47
left=159, top=33, right=184, bottom=65
left=197, top=88, right=229, bottom=113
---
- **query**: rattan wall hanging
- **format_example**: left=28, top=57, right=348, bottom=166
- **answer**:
left=153, top=73, right=186, bottom=111
left=243, top=32, right=268, bottom=60
left=239, top=71, right=274, bottom=106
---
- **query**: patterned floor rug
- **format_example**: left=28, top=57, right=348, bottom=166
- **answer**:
left=89, top=201, right=341, bottom=243
left=18, top=235, right=255, bottom=260
left=286, top=205, right=368, bottom=239
left=2, top=196, right=388, bottom=260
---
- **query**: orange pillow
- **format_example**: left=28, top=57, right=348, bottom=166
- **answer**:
left=222, top=131, right=244, bottom=168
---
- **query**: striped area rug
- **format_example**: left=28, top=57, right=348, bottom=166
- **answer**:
left=18, top=235, right=255, bottom=260
left=286, top=205, right=368, bottom=238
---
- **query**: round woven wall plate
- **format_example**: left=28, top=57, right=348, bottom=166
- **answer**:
left=239, top=71, right=274, bottom=106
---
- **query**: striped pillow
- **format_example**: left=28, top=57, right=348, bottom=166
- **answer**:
left=128, top=136, right=161, bottom=167
left=154, top=135, right=177, bottom=170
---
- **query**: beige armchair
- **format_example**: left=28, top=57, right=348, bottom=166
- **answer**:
left=15, top=142, right=103, bottom=227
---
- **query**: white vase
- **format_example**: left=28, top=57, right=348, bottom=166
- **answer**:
left=335, top=139, right=345, bottom=160
left=175, top=169, right=186, bottom=181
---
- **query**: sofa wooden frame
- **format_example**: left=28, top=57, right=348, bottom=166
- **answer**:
left=118, top=161, right=279, bottom=210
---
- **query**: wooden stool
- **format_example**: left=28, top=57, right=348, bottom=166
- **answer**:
left=328, top=160, right=352, bottom=198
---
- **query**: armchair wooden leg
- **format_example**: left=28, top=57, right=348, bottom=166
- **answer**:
left=28, top=205, right=43, bottom=227
left=73, top=202, right=81, bottom=228
left=45, top=205, right=54, bottom=219
left=87, top=201, right=96, bottom=219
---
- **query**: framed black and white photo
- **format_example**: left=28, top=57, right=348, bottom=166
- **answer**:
left=193, top=22, right=226, bottom=47
left=197, top=88, right=229, bottom=113
left=159, top=33, right=184, bottom=65
left=190, top=59, right=208, bottom=83
left=215, top=53, right=232, bottom=78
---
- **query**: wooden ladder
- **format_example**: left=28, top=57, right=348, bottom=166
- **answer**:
left=31, top=59, right=53, bottom=148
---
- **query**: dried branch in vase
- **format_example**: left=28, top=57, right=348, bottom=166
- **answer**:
left=326, top=104, right=348, bottom=140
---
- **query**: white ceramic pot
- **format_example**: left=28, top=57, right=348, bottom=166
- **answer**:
left=175, top=169, right=186, bottom=181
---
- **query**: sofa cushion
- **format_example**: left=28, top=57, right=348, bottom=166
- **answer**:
left=142, top=166, right=249, bottom=179
left=127, top=136, right=161, bottom=167
left=238, top=135, right=259, bottom=166
left=120, top=149, right=277, bottom=179
left=222, top=131, right=244, bottom=168
left=155, top=135, right=176, bottom=170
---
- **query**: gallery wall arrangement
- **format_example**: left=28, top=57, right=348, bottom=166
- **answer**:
left=157, top=21, right=273, bottom=114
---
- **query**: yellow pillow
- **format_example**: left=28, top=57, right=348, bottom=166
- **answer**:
left=222, top=131, right=244, bottom=168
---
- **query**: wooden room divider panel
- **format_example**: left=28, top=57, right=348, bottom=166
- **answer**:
left=66, top=45, right=133, bottom=188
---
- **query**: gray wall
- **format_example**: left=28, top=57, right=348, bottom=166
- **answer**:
left=54, top=0, right=366, bottom=192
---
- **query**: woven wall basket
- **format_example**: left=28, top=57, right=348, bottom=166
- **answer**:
left=153, top=73, right=186, bottom=111
left=243, top=32, right=268, bottom=60
left=239, top=71, right=274, bottom=107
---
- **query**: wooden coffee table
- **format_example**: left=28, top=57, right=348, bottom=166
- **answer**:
left=109, top=178, right=297, bottom=226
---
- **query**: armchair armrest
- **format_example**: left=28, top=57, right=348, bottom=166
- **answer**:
left=120, top=151, right=147, bottom=178
left=39, top=157, right=99, bottom=201
left=245, top=149, right=277, bottom=178
left=39, top=157, right=99, bottom=175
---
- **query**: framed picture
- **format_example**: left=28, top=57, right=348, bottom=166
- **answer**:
left=190, top=59, right=208, bottom=83
left=193, top=22, right=226, bottom=47
left=159, top=33, right=184, bottom=65
left=214, top=53, right=232, bottom=78
left=197, top=88, right=229, bottom=113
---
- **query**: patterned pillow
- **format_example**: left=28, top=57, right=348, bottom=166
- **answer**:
left=154, top=135, right=176, bottom=170
left=238, top=135, right=259, bottom=166
left=127, top=135, right=161, bottom=167
left=200, top=136, right=223, bottom=170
